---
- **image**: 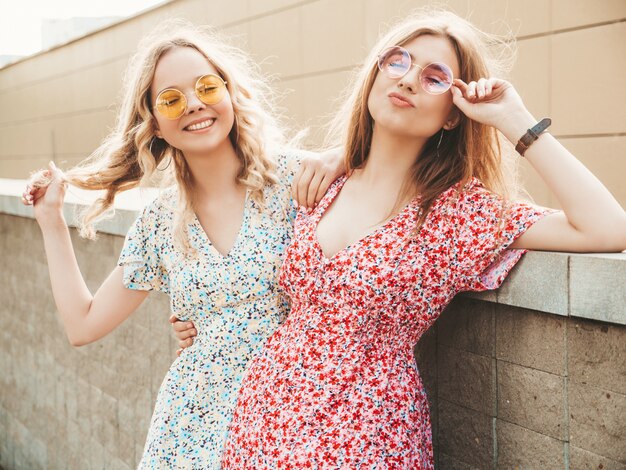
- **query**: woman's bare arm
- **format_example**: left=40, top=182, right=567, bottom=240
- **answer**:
left=24, top=163, right=149, bottom=346
left=452, top=78, right=626, bottom=252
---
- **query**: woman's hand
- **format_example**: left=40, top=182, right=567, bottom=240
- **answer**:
left=451, top=78, right=534, bottom=139
left=169, top=314, right=197, bottom=356
left=453, top=81, right=626, bottom=253
left=292, top=148, right=344, bottom=209
left=22, top=161, right=68, bottom=229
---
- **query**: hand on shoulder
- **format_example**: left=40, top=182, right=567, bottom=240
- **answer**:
left=292, top=147, right=345, bottom=209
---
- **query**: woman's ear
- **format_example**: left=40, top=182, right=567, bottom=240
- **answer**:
left=443, top=109, right=461, bottom=130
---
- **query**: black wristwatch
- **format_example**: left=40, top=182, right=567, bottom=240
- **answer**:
left=515, top=118, right=551, bottom=156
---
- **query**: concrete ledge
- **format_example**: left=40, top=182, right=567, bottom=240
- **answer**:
left=1, top=178, right=624, bottom=325
left=0, top=178, right=158, bottom=237
left=570, top=254, right=626, bottom=325
left=465, top=249, right=626, bottom=326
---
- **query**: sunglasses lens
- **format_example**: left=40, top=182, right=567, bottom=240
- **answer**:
left=420, top=63, right=453, bottom=94
left=378, top=47, right=410, bottom=78
left=196, top=74, right=226, bottom=105
left=155, top=89, right=187, bottom=119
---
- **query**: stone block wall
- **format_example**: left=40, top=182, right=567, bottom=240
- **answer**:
left=1, top=210, right=625, bottom=469
left=415, top=300, right=626, bottom=468
left=0, top=214, right=175, bottom=469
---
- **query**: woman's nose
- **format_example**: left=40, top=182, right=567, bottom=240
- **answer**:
left=397, top=64, right=422, bottom=93
left=186, top=92, right=207, bottom=114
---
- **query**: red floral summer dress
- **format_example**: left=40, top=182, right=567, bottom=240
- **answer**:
left=222, top=176, right=552, bottom=469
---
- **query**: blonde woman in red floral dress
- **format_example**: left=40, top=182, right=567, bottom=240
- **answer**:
left=175, top=10, right=626, bottom=469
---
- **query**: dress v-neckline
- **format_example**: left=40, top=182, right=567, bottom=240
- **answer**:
left=313, top=176, right=417, bottom=262
left=193, top=190, right=251, bottom=259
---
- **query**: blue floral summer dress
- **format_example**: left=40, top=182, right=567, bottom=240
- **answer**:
left=117, top=154, right=300, bottom=469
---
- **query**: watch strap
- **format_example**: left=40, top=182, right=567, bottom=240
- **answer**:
left=515, top=117, right=551, bottom=156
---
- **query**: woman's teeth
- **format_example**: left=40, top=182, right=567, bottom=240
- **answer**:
left=186, top=119, right=215, bottom=131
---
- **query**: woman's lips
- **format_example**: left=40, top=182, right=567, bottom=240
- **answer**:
left=184, top=118, right=216, bottom=132
left=388, top=93, right=414, bottom=108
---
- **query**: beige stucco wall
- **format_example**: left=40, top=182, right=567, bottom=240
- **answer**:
left=0, top=0, right=625, bottom=208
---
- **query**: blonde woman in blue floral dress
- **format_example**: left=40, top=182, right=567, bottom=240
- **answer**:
left=22, top=24, right=342, bottom=469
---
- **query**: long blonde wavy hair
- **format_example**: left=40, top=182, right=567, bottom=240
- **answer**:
left=327, top=9, right=521, bottom=227
left=50, top=21, right=284, bottom=251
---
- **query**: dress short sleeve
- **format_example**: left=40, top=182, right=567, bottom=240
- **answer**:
left=117, top=204, right=170, bottom=294
left=274, top=150, right=305, bottom=228
left=275, top=150, right=304, bottom=187
left=452, top=179, right=554, bottom=292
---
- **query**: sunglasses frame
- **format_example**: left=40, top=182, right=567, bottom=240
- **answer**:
left=377, top=46, right=454, bottom=95
left=154, top=73, right=228, bottom=120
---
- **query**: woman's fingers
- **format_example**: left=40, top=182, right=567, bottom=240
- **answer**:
left=22, top=185, right=34, bottom=205
left=179, top=328, right=197, bottom=340
left=453, top=78, right=468, bottom=90
left=30, top=169, right=51, bottom=186
left=170, top=316, right=192, bottom=332
left=306, top=172, right=325, bottom=208
left=474, top=78, right=504, bottom=101
left=294, top=165, right=315, bottom=209
left=178, top=338, right=193, bottom=349
left=451, top=80, right=468, bottom=105
left=22, top=182, right=48, bottom=205
left=314, top=175, right=332, bottom=205
left=169, top=314, right=197, bottom=343
left=172, top=319, right=195, bottom=334
left=49, top=162, right=69, bottom=193
left=475, top=78, right=488, bottom=99
left=23, top=169, right=50, bottom=205
left=453, top=77, right=506, bottom=103
left=485, top=78, right=494, bottom=96
left=28, top=164, right=66, bottom=206
left=452, top=79, right=470, bottom=101
left=466, top=81, right=477, bottom=100
left=292, top=150, right=345, bottom=209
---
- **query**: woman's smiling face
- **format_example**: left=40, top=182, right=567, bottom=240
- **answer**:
left=367, top=34, right=461, bottom=139
left=150, top=46, right=235, bottom=159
